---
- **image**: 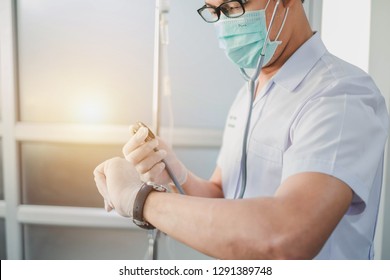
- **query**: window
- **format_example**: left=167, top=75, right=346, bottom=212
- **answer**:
left=0, top=0, right=233, bottom=260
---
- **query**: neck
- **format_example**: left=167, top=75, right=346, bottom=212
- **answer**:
left=259, top=3, right=313, bottom=81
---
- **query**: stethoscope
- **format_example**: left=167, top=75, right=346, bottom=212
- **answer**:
left=235, top=0, right=289, bottom=199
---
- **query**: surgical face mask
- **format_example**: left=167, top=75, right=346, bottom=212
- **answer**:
left=215, top=9, right=285, bottom=69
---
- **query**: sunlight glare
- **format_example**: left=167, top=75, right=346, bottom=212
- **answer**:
left=76, top=93, right=108, bottom=124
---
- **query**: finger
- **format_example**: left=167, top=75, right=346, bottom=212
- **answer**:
left=125, top=139, right=159, bottom=165
left=141, top=161, right=166, bottom=182
left=104, top=200, right=113, bottom=212
left=94, top=171, right=110, bottom=201
left=94, top=161, right=112, bottom=204
left=93, top=160, right=105, bottom=177
left=122, top=127, right=149, bottom=157
left=135, top=149, right=167, bottom=174
left=129, top=124, right=136, bottom=137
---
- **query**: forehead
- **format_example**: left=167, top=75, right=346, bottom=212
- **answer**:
left=205, top=0, right=257, bottom=6
left=204, top=0, right=225, bottom=5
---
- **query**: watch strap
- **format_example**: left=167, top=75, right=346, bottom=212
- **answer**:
left=133, top=182, right=167, bottom=229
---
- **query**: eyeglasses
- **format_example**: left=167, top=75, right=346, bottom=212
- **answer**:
left=197, top=0, right=248, bottom=23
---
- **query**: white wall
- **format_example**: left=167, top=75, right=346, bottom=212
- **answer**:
left=322, top=0, right=371, bottom=72
left=369, top=0, right=390, bottom=260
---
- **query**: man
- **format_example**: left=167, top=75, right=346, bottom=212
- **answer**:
left=94, top=0, right=389, bottom=259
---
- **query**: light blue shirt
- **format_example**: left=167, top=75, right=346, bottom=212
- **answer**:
left=217, top=33, right=389, bottom=259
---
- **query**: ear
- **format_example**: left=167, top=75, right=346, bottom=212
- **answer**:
left=281, top=0, right=298, bottom=8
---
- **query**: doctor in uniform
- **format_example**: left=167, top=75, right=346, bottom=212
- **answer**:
left=94, top=0, right=389, bottom=259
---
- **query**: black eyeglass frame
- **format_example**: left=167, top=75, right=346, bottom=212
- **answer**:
left=197, top=0, right=248, bottom=23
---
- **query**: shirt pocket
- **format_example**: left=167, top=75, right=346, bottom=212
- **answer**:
left=246, top=139, right=283, bottom=197
left=248, top=139, right=283, bottom=165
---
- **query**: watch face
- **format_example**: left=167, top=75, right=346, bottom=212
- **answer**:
left=133, top=218, right=154, bottom=230
left=133, top=219, right=143, bottom=226
left=148, top=183, right=168, bottom=192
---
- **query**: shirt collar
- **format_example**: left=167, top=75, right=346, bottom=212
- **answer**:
left=272, top=32, right=327, bottom=92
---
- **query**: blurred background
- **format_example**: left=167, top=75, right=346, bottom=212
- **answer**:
left=0, top=0, right=389, bottom=259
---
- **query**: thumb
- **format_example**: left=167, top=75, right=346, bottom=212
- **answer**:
left=94, top=161, right=113, bottom=208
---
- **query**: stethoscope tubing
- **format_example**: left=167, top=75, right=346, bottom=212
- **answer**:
left=235, top=0, right=283, bottom=199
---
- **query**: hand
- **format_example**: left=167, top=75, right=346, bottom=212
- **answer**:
left=93, top=157, right=143, bottom=217
left=122, top=126, right=188, bottom=187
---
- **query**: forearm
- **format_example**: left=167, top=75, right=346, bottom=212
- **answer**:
left=180, top=171, right=224, bottom=198
left=143, top=172, right=352, bottom=260
left=144, top=192, right=279, bottom=259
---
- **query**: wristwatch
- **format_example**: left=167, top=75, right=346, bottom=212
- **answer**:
left=132, top=182, right=167, bottom=229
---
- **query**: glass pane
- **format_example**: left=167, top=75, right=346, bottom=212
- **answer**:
left=17, top=0, right=243, bottom=129
left=0, top=219, right=6, bottom=259
left=0, top=139, right=3, bottom=200
left=21, top=142, right=122, bottom=207
left=23, top=225, right=211, bottom=260
left=23, top=225, right=149, bottom=259
left=163, top=1, right=242, bottom=129
left=17, top=0, right=155, bottom=125
left=157, top=234, right=212, bottom=260
left=175, top=147, right=219, bottom=180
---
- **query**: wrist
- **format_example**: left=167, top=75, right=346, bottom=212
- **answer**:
left=178, top=167, right=188, bottom=186
left=132, top=182, right=167, bottom=229
left=119, top=186, right=141, bottom=218
left=169, top=169, right=188, bottom=193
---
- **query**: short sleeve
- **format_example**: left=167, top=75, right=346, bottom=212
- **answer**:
left=282, top=86, right=388, bottom=214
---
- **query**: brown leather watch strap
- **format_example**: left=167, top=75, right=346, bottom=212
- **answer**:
left=133, top=182, right=167, bottom=230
